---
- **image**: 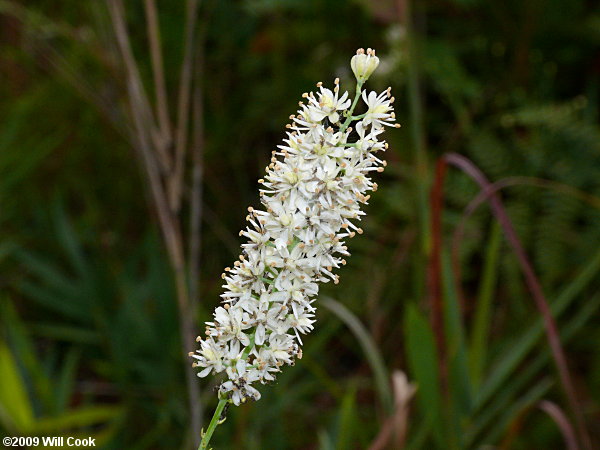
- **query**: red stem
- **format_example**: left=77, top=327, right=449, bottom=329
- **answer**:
left=437, top=152, right=591, bottom=450
left=428, top=158, right=449, bottom=397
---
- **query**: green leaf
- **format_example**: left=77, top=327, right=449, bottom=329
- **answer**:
left=0, top=342, right=34, bottom=431
left=54, top=347, right=81, bottom=414
left=475, top=246, right=600, bottom=409
left=322, top=297, right=393, bottom=413
left=335, top=386, right=358, bottom=450
left=442, top=250, right=473, bottom=420
left=482, top=378, right=554, bottom=445
left=469, top=221, right=502, bottom=388
left=404, top=304, right=444, bottom=448
left=466, top=292, right=600, bottom=445
left=29, top=406, right=123, bottom=434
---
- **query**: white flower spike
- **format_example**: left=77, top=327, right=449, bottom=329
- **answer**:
left=193, top=48, right=399, bottom=448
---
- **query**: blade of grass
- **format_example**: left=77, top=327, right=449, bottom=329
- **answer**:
left=30, top=323, right=100, bottom=345
left=466, top=292, right=600, bottom=445
left=30, top=406, right=123, bottom=433
left=469, top=221, right=502, bottom=388
left=475, top=247, right=600, bottom=409
left=336, top=385, right=359, bottom=450
left=400, top=0, right=430, bottom=254
left=0, top=342, right=34, bottom=432
left=54, top=347, right=81, bottom=414
left=52, top=200, right=88, bottom=276
left=441, top=250, right=473, bottom=420
left=482, top=378, right=554, bottom=445
left=299, top=353, right=344, bottom=401
left=404, top=304, right=444, bottom=448
left=443, top=152, right=592, bottom=449
left=322, top=297, right=393, bottom=414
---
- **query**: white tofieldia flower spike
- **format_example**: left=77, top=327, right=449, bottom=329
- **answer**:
left=193, top=48, right=399, bottom=448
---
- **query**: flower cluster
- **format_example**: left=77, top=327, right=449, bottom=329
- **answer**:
left=190, top=48, right=397, bottom=406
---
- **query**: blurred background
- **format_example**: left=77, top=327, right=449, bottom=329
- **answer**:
left=0, top=0, right=599, bottom=448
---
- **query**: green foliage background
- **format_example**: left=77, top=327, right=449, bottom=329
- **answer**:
left=0, top=0, right=599, bottom=448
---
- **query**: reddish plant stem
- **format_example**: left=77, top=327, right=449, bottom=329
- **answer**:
left=433, top=152, right=591, bottom=450
left=428, top=158, right=449, bottom=398
left=539, top=400, right=579, bottom=450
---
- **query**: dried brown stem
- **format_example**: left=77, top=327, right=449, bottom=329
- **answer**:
left=144, top=0, right=172, bottom=149
left=188, top=17, right=206, bottom=309
left=170, top=0, right=200, bottom=212
left=106, top=0, right=202, bottom=443
left=107, top=0, right=171, bottom=173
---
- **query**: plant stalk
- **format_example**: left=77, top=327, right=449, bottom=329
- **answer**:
left=198, top=398, right=228, bottom=450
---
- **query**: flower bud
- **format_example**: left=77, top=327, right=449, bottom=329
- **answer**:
left=351, top=48, right=380, bottom=83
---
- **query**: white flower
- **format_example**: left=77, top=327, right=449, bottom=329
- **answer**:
left=362, top=90, right=395, bottom=129
left=307, top=85, right=351, bottom=124
left=191, top=48, right=398, bottom=407
left=351, top=48, right=380, bottom=82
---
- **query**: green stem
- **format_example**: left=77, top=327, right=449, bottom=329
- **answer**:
left=197, top=229, right=301, bottom=448
left=198, top=398, right=228, bottom=450
left=339, top=81, right=363, bottom=134
left=260, top=276, right=274, bottom=285
left=241, top=331, right=256, bottom=360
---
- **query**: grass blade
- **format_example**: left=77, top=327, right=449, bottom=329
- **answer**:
left=322, top=297, right=393, bottom=413
left=469, top=221, right=502, bottom=388
left=475, top=247, right=600, bottom=409
left=404, top=304, right=444, bottom=448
